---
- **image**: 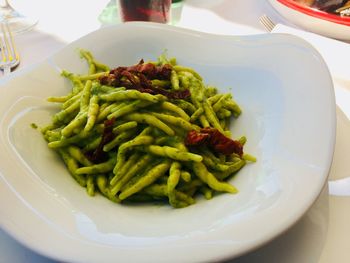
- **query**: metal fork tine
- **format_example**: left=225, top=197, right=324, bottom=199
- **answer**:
left=259, top=15, right=276, bottom=32
left=0, top=27, right=6, bottom=63
left=2, top=23, right=13, bottom=62
left=0, top=22, right=19, bottom=75
left=6, top=23, right=19, bottom=62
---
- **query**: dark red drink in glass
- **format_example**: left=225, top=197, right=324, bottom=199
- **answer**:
left=119, top=0, right=172, bottom=23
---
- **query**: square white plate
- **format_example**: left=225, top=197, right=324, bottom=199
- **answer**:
left=0, top=22, right=336, bottom=262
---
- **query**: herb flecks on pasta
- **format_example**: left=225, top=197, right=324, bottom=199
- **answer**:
left=38, top=49, right=255, bottom=208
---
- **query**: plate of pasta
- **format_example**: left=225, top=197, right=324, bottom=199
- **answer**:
left=268, top=0, right=350, bottom=40
left=0, top=22, right=335, bottom=262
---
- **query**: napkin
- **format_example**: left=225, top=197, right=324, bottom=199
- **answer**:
left=271, top=24, right=349, bottom=81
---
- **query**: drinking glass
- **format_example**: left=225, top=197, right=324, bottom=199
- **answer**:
left=0, top=0, right=37, bottom=34
left=118, top=0, right=172, bottom=23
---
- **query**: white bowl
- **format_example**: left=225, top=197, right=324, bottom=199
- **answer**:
left=0, top=22, right=336, bottom=262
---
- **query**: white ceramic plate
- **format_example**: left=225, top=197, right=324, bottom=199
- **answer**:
left=268, top=0, right=350, bottom=41
left=0, top=22, right=336, bottom=262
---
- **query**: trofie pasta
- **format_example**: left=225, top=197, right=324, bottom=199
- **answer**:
left=38, top=49, right=255, bottom=208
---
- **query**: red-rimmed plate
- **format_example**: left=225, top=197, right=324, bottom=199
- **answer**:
left=268, top=0, right=350, bottom=40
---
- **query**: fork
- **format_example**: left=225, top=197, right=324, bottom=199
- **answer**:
left=259, top=15, right=276, bottom=32
left=0, top=22, right=20, bottom=75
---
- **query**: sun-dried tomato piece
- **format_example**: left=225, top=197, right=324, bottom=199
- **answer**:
left=85, top=118, right=116, bottom=163
left=99, top=60, right=190, bottom=100
left=185, top=130, right=210, bottom=146
left=128, top=61, right=172, bottom=80
left=185, top=128, right=243, bottom=156
left=103, top=61, right=172, bottom=84
left=205, top=128, right=243, bottom=156
left=99, top=74, right=117, bottom=86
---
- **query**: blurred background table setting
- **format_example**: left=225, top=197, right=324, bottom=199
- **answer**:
left=1, top=0, right=350, bottom=262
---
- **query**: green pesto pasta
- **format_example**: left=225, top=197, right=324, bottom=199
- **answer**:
left=37, top=49, right=255, bottom=209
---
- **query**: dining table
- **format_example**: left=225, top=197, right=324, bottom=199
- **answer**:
left=1, top=0, right=349, bottom=262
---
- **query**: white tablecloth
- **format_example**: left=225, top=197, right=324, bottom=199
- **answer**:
left=1, top=0, right=350, bottom=262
